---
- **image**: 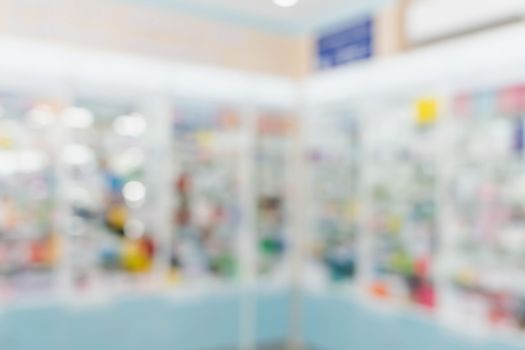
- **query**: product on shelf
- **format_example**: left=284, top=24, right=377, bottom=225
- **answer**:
left=0, top=94, right=62, bottom=299
left=171, top=103, right=242, bottom=282
left=61, top=100, right=156, bottom=291
left=255, top=114, right=295, bottom=279
left=305, top=108, right=361, bottom=284
left=365, top=100, right=437, bottom=309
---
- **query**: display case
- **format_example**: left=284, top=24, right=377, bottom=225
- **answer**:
left=254, top=113, right=296, bottom=281
left=440, top=86, right=525, bottom=335
left=171, top=102, right=245, bottom=283
left=60, top=98, right=157, bottom=293
left=363, top=99, right=438, bottom=310
left=0, top=93, right=63, bottom=300
left=303, top=107, right=362, bottom=286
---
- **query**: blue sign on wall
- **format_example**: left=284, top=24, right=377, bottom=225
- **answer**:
left=317, top=17, right=374, bottom=70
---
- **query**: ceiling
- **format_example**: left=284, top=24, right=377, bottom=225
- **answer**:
left=122, top=0, right=392, bottom=34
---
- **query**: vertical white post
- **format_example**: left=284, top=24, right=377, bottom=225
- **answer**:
left=55, top=89, right=75, bottom=301
left=139, top=96, right=174, bottom=287
left=356, top=101, right=374, bottom=292
left=238, top=104, right=257, bottom=350
left=287, top=100, right=307, bottom=350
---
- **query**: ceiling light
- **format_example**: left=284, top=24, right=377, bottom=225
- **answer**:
left=273, top=0, right=299, bottom=8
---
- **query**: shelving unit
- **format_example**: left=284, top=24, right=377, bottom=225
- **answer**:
left=303, top=106, right=362, bottom=287
left=359, top=99, right=438, bottom=310
left=440, top=86, right=525, bottom=336
left=0, top=93, right=62, bottom=300
left=171, top=102, right=247, bottom=284
left=58, top=98, right=159, bottom=295
left=254, top=112, right=296, bottom=283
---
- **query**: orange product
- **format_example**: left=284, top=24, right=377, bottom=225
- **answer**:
left=370, top=281, right=390, bottom=300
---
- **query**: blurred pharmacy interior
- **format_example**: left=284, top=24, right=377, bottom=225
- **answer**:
left=2, top=0, right=525, bottom=349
